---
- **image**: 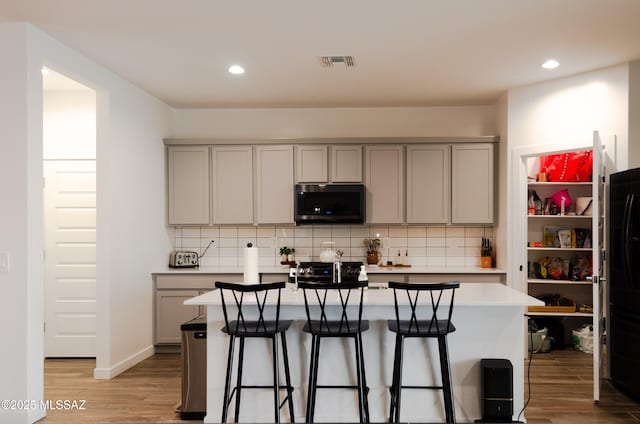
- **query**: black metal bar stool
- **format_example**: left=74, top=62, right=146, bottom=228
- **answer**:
left=215, top=281, right=295, bottom=423
left=387, top=281, right=460, bottom=424
left=298, top=281, right=370, bottom=423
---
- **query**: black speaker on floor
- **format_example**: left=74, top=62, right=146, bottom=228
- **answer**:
left=480, top=358, right=513, bottom=422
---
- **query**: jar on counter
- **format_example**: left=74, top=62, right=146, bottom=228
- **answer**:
left=319, top=241, right=335, bottom=263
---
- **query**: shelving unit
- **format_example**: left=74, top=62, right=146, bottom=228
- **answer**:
left=517, top=132, right=607, bottom=402
left=526, top=177, right=596, bottom=319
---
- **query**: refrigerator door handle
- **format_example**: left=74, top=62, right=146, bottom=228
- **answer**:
left=623, top=193, right=635, bottom=288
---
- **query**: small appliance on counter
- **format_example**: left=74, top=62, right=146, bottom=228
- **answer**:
left=169, top=251, right=199, bottom=268
left=169, top=240, right=215, bottom=268
left=289, top=261, right=364, bottom=284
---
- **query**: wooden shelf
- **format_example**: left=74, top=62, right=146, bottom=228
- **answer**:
left=528, top=181, right=592, bottom=186
left=528, top=279, right=591, bottom=285
left=527, top=247, right=592, bottom=252
left=527, top=214, right=591, bottom=219
left=526, top=311, right=593, bottom=317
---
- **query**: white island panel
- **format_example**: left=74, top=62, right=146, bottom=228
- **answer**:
left=186, top=283, right=541, bottom=423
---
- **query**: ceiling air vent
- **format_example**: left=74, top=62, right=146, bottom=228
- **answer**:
left=319, top=56, right=356, bottom=68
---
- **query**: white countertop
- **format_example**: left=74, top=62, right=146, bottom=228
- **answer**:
left=153, top=265, right=506, bottom=275
left=185, top=282, right=542, bottom=307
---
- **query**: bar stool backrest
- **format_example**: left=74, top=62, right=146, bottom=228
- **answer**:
left=215, top=281, right=285, bottom=335
left=298, top=281, right=368, bottom=335
left=388, top=281, right=460, bottom=336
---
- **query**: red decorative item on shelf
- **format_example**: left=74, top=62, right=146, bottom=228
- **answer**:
left=539, top=150, right=593, bottom=182
left=551, top=189, right=572, bottom=208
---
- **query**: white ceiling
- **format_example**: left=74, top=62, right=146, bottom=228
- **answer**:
left=3, top=0, right=640, bottom=108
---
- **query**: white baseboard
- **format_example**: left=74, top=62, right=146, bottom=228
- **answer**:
left=93, top=345, right=154, bottom=380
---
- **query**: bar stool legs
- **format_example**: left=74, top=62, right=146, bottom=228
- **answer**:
left=280, top=332, right=295, bottom=421
left=305, top=334, right=370, bottom=424
left=438, top=336, right=455, bottom=424
left=221, top=334, right=235, bottom=423
left=221, top=334, right=295, bottom=423
left=234, top=338, right=244, bottom=423
left=388, top=334, right=456, bottom=424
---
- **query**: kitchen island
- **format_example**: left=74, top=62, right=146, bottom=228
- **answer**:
left=185, top=283, right=542, bottom=423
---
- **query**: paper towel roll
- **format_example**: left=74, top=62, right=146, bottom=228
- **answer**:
left=243, top=245, right=259, bottom=283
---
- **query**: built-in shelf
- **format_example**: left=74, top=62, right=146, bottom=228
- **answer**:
left=527, top=247, right=592, bottom=252
left=528, top=279, right=591, bottom=285
left=527, top=181, right=592, bottom=187
left=526, top=311, right=593, bottom=317
left=527, top=215, right=592, bottom=219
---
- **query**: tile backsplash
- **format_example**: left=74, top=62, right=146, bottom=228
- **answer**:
left=172, top=224, right=494, bottom=268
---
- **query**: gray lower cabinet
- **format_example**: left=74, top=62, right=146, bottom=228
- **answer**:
left=153, top=274, right=221, bottom=345
left=407, top=273, right=505, bottom=284
left=154, top=289, right=203, bottom=344
left=153, top=271, right=505, bottom=346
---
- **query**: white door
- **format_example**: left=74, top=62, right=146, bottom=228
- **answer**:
left=44, top=160, right=96, bottom=357
left=591, top=131, right=606, bottom=401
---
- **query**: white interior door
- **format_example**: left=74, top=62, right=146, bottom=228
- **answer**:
left=44, top=160, right=96, bottom=357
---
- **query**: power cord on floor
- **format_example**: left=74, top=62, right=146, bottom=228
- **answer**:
left=518, top=317, right=547, bottom=423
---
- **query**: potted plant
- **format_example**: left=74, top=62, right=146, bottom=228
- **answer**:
left=363, top=238, right=382, bottom=265
left=279, top=246, right=294, bottom=263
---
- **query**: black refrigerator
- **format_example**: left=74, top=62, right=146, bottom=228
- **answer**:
left=609, top=168, right=640, bottom=401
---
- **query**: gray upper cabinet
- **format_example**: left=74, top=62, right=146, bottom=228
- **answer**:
left=167, top=145, right=210, bottom=225
left=331, top=145, right=363, bottom=182
left=256, top=145, right=294, bottom=224
left=451, top=143, right=494, bottom=224
left=295, top=144, right=363, bottom=183
left=365, top=145, right=404, bottom=223
left=406, top=145, right=450, bottom=223
left=212, top=146, right=253, bottom=224
left=296, top=145, right=328, bottom=183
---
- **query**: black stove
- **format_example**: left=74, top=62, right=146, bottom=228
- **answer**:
left=288, top=261, right=363, bottom=283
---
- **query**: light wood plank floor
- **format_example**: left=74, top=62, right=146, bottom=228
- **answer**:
left=41, top=350, right=640, bottom=423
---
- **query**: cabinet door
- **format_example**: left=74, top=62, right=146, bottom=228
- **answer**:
left=406, top=145, right=450, bottom=223
left=256, top=145, right=294, bottom=223
left=296, top=145, right=328, bottom=183
left=451, top=143, right=494, bottom=224
left=331, top=145, right=363, bottom=182
left=365, top=145, right=404, bottom=223
left=167, top=146, right=210, bottom=225
left=154, top=289, right=201, bottom=344
left=212, top=146, right=253, bottom=224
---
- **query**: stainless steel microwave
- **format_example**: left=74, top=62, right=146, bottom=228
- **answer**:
left=294, top=184, right=365, bottom=224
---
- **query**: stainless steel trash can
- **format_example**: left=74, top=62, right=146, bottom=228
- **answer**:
left=179, top=315, right=207, bottom=420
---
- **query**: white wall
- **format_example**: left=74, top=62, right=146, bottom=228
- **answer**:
left=171, top=105, right=497, bottom=138
left=505, top=63, right=629, bottom=292
left=0, top=22, right=172, bottom=423
left=0, top=23, right=44, bottom=424
left=507, top=64, right=629, bottom=168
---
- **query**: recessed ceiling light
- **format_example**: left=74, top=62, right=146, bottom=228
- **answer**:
left=542, top=59, right=559, bottom=69
left=228, top=65, right=245, bottom=75
left=41, top=67, right=49, bottom=75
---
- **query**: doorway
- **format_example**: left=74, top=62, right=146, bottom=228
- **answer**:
left=42, top=69, right=97, bottom=357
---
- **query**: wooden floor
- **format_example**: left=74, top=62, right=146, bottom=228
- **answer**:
left=41, top=350, right=640, bottom=423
